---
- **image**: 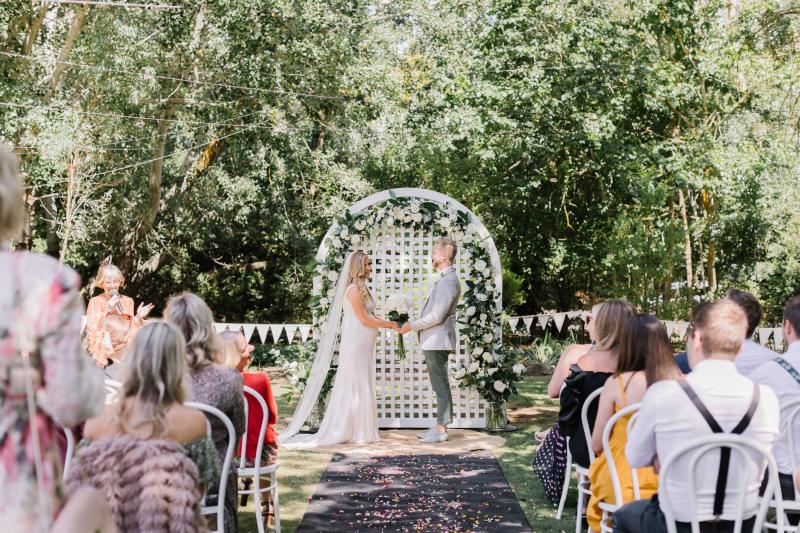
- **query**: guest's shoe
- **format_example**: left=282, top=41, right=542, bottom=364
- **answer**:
left=420, top=431, right=448, bottom=444
left=418, top=427, right=438, bottom=440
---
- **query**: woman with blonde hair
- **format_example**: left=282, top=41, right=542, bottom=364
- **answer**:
left=283, top=250, right=397, bottom=447
left=165, top=292, right=244, bottom=533
left=85, top=263, right=153, bottom=365
left=72, top=321, right=218, bottom=531
left=0, top=142, right=110, bottom=531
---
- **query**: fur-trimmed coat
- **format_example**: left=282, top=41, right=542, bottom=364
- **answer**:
left=66, top=435, right=207, bottom=533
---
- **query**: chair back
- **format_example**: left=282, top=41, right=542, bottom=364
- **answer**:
left=781, top=397, right=800, bottom=498
left=62, top=425, right=75, bottom=480
left=239, top=386, right=269, bottom=470
left=658, top=433, right=784, bottom=533
left=581, top=387, right=603, bottom=463
left=185, top=401, right=236, bottom=533
left=601, top=402, right=641, bottom=507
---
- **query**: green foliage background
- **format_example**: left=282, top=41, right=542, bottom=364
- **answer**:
left=3, top=0, right=800, bottom=323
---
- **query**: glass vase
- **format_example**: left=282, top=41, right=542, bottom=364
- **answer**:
left=485, top=401, right=508, bottom=432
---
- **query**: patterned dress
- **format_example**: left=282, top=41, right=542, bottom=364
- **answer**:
left=191, top=363, right=245, bottom=533
left=0, top=250, right=105, bottom=532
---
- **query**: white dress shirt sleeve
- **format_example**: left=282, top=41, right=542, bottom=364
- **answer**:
left=625, top=381, right=665, bottom=468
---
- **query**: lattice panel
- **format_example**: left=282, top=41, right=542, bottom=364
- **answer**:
left=362, top=218, right=487, bottom=428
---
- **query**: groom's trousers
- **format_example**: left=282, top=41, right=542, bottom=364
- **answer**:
left=423, top=350, right=453, bottom=426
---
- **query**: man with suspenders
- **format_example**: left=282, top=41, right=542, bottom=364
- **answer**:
left=749, top=296, right=800, bottom=524
left=614, top=299, right=780, bottom=533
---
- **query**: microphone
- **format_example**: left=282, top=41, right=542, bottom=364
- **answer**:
left=108, top=289, right=123, bottom=313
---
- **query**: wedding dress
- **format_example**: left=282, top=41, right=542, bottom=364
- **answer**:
left=282, top=273, right=381, bottom=447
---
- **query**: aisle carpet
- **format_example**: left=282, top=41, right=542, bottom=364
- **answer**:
left=296, top=451, right=531, bottom=533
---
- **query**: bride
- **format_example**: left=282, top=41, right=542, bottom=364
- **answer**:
left=281, top=251, right=396, bottom=446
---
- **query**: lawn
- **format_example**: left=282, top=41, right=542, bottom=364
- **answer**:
left=237, top=375, right=573, bottom=533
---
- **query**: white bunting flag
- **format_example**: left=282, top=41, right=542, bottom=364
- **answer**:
left=553, top=313, right=567, bottom=333
left=757, top=328, right=771, bottom=346
left=522, top=316, right=534, bottom=332
left=299, top=325, right=312, bottom=342
left=285, top=325, right=298, bottom=343
left=674, top=321, right=689, bottom=340
left=213, top=323, right=226, bottom=333
left=567, top=311, right=582, bottom=319
left=269, top=325, right=284, bottom=344
left=773, top=328, right=785, bottom=351
left=664, top=321, right=676, bottom=338
left=537, top=315, right=550, bottom=330
left=507, top=317, right=520, bottom=332
left=242, top=324, right=256, bottom=343
left=256, top=325, right=269, bottom=343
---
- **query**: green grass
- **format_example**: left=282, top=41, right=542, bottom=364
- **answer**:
left=237, top=375, right=574, bottom=533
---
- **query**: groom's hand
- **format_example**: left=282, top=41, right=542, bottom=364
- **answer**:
left=399, top=323, right=412, bottom=334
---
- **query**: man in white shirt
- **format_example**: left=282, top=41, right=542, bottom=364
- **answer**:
left=749, top=295, right=800, bottom=524
left=727, top=289, right=779, bottom=376
left=614, top=299, right=780, bottom=533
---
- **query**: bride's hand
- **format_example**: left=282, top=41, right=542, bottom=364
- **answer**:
left=382, top=320, right=397, bottom=329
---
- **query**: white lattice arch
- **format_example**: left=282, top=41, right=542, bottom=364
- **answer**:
left=316, top=188, right=502, bottom=428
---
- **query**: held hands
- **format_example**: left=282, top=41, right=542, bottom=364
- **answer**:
left=399, top=323, right=412, bottom=335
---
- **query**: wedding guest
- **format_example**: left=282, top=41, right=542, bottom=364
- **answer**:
left=85, top=263, right=153, bottom=365
left=726, top=288, right=778, bottom=375
left=220, top=330, right=279, bottom=466
left=95, top=313, right=135, bottom=380
left=749, top=295, right=800, bottom=525
left=547, top=303, right=600, bottom=398
left=71, top=321, right=218, bottom=531
left=558, top=299, right=635, bottom=469
left=673, top=302, right=711, bottom=375
left=586, top=314, right=681, bottom=532
left=615, top=299, right=780, bottom=532
left=165, top=292, right=244, bottom=533
left=0, top=143, right=107, bottom=531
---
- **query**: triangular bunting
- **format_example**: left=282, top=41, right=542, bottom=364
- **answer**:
left=285, top=325, right=298, bottom=343
left=522, top=316, right=534, bottom=331
left=567, top=311, right=582, bottom=319
left=773, top=328, right=785, bottom=351
left=537, top=315, right=550, bottom=329
left=757, top=328, right=770, bottom=346
left=553, top=313, right=567, bottom=332
left=674, top=321, right=689, bottom=340
left=299, top=325, right=312, bottom=342
left=256, top=325, right=269, bottom=343
left=213, top=323, right=226, bottom=333
left=242, top=324, right=256, bottom=343
left=269, top=324, right=284, bottom=344
left=507, top=317, right=520, bottom=331
left=664, top=321, right=675, bottom=338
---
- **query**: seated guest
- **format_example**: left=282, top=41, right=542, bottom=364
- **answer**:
left=587, top=314, right=682, bottom=532
left=534, top=304, right=599, bottom=504
left=674, top=303, right=711, bottom=375
left=71, top=321, right=218, bottom=531
left=749, top=295, right=800, bottom=524
left=85, top=263, right=153, bottom=364
left=558, top=299, right=636, bottom=469
left=220, top=330, right=279, bottom=466
left=727, top=288, right=778, bottom=375
left=0, top=143, right=107, bottom=531
left=95, top=313, right=135, bottom=380
left=165, top=292, right=245, bottom=533
left=615, top=299, right=780, bottom=533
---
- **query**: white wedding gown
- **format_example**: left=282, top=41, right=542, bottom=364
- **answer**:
left=284, top=286, right=381, bottom=447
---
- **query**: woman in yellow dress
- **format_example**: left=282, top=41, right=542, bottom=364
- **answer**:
left=586, top=314, right=682, bottom=532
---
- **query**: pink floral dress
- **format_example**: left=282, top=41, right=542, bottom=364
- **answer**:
left=0, top=250, right=104, bottom=532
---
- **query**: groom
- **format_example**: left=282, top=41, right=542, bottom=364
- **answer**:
left=400, top=237, right=462, bottom=443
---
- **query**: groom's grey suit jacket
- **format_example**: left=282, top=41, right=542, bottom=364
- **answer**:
left=410, top=267, right=462, bottom=351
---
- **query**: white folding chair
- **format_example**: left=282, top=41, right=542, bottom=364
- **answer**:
left=61, top=425, right=75, bottom=481
left=658, top=433, right=784, bottom=533
left=186, top=401, right=236, bottom=533
left=596, top=403, right=641, bottom=533
left=238, top=386, right=281, bottom=533
left=764, top=397, right=800, bottom=532
left=574, top=387, right=603, bottom=533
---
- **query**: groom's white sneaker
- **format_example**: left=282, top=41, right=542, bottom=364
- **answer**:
left=420, top=431, right=448, bottom=444
left=417, top=427, right=438, bottom=440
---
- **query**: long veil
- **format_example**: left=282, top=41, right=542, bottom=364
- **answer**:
left=279, top=253, right=353, bottom=443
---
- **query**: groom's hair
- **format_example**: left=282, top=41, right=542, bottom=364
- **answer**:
left=434, top=237, right=457, bottom=263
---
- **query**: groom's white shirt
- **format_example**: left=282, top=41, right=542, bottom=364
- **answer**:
left=410, top=266, right=462, bottom=351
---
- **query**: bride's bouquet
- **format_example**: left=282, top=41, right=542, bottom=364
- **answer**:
left=386, top=293, right=411, bottom=361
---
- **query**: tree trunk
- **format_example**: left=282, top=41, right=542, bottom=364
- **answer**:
left=49, top=4, right=90, bottom=92
left=678, top=189, right=693, bottom=293
left=60, top=152, right=83, bottom=264
left=22, top=2, right=49, bottom=55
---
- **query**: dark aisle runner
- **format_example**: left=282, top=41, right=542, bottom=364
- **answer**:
left=296, top=451, right=532, bottom=533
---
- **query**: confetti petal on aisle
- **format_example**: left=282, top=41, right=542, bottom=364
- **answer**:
left=297, top=451, right=531, bottom=533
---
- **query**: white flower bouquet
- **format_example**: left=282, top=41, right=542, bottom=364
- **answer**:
left=386, top=292, right=411, bottom=360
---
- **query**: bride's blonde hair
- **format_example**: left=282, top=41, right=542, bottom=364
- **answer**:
left=348, top=251, right=374, bottom=306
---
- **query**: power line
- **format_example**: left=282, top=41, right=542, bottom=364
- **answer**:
left=0, top=51, right=348, bottom=101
